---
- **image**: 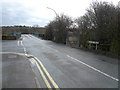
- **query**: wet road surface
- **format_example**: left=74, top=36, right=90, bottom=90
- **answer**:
left=2, top=34, right=119, bottom=88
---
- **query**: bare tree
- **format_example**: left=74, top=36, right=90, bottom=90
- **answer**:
left=45, top=14, right=73, bottom=44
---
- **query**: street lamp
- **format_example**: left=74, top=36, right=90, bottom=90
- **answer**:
left=46, top=7, right=59, bottom=41
left=46, top=7, right=59, bottom=17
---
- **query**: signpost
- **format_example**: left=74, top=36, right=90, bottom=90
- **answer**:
left=88, top=41, right=99, bottom=50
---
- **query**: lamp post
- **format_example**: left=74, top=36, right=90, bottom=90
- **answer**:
left=46, top=7, right=58, bottom=17
left=46, top=7, right=59, bottom=41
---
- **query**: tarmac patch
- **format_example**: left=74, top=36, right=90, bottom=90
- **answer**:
left=8, top=55, right=17, bottom=59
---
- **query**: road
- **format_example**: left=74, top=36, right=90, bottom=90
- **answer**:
left=2, top=34, right=118, bottom=88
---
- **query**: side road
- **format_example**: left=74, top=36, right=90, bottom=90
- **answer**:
left=2, top=53, right=38, bottom=88
left=2, top=52, right=60, bottom=89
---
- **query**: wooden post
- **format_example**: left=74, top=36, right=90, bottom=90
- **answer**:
left=96, top=44, right=97, bottom=50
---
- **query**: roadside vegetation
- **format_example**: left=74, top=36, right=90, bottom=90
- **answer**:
left=1, top=1, right=119, bottom=58
left=44, top=1, right=119, bottom=58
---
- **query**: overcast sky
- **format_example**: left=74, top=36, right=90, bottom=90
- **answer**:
left=1, top=0, right=119, bottom=27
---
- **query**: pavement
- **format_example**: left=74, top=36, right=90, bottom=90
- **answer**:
left=1, top=34, right=119, bottom=88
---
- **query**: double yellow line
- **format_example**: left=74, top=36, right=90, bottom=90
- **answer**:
left=1, top=52, right=60, bottom=90
left=33, top=57, right=60, bottom=90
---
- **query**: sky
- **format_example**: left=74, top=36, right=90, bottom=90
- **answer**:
left=1, top=0, right=119, bottom=27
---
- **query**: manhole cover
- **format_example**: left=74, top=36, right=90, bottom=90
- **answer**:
left=8, top=55, right=17, bottom=59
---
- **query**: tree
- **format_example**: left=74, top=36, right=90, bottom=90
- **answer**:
left=89, top=1, right=118, bottom=52
left=44, top=22, right=54, bottom=40
left=45, top=14, right=73, bottom=44
left=75, top=1, right=118, bottom=53
left=110, top=5, right=119, bottom=55
left=75, top=13, right=93, bottom=47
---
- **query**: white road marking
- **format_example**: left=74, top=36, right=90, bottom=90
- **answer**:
left=32, top=36, right=59, bottom=53
left=22, top=37, right=24, bottom=40
left=67, top=55, right=119, bottom=82
left=17, top=40, right=23, bottom=46
left=23, top=47, right=27, bottom=55
left=47, top=46, right=59, bottom=52
left=54, top=49, right=59, bottom=52
left=19, top=39, right=27, bottom=55
left=17, top=41, right=20, bottom=46
left=17, top=36, right=27, bottom=55
left=17, top=41, right=19, bottom=46
left=28, top=35, right=118, bottom=81
left=21, top=41, right=23, bottom=46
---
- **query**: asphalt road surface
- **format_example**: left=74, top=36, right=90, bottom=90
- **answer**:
left=2, top=34, right=119, bottom=88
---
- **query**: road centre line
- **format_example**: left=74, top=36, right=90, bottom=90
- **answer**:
left=17, top=41, right=19, bottom=46
left=67, top=55, right=119, bottom=82
left=23, top=47, right=27, bottom=55
left=30, top=36, right=118, bottom=81
left=17, top=40, right=23, bottom=46
left=19, top=40, right=27, bottom=55
left=20, top=35, right=119, bottom=83
left=30, top=35, right=59, bottom=53
left=44, top=44, right=118, bottom=82
left=21, top=41, right=23, bottom=46
left=47, top=46, right=59, bottom=52
left=22, top=42, right=27, bottom=55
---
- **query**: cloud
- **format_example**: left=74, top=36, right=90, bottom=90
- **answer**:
left=1, top=0, right=50, bottom=26
left=2, top=1, right=28, bottom=25
left=1, top=0, right=119, bottom=26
